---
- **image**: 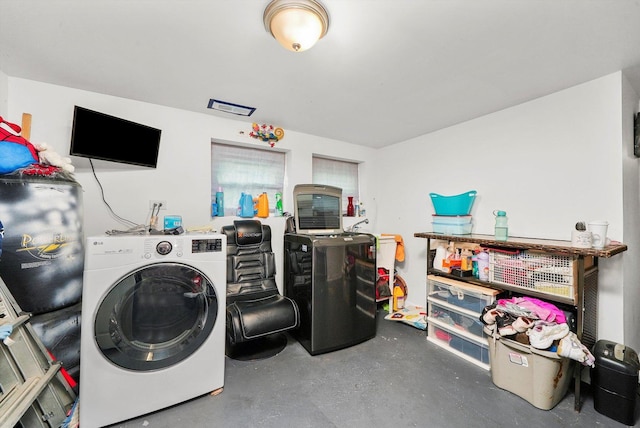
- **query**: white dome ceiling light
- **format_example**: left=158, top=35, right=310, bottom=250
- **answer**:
left=263, top=0, right=330, bottom=52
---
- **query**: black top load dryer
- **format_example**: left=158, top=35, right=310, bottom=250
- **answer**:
left=284, top=184, right=377, bottom=355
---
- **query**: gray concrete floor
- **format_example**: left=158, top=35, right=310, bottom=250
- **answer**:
left=106, top=309, right=631, bottom=428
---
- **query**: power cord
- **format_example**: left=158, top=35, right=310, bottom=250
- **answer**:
left=88, top=159, right=170, bottom=236
left=89, top=159, right=146, bottom=234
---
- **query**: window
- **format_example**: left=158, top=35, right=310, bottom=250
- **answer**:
left=211, top=143, right=285, bottom=216
left=312, top=156, right=359, bottom=210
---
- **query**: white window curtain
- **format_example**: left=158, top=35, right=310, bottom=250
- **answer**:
left=211, top=143, right=285, bottom=216
left=312, top=156, right=359, bottom=210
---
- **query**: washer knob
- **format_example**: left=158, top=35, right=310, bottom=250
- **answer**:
left=156, top=241, right=173, bottom=255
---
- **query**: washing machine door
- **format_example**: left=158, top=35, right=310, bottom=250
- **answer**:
left=94, top=262, right=219, bottom=371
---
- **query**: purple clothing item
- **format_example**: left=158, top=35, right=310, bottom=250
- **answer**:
left=497, top=296, right=566, bottom=324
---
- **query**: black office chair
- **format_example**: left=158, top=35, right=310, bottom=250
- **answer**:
left=222, top=220, right=299, bottom=360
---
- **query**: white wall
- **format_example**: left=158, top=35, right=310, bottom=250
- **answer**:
left=6, top=72, right=639, bottom=351
left=6, top=77, right=378, bottom=290
left=375, top=72, right=638, bottom=349
left=0, top=70, right=7, bottom=117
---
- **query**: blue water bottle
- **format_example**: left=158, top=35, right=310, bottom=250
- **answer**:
left=215, top=187, right=224, bottom=217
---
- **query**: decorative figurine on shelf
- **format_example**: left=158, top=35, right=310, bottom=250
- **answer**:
left=249, top=123, right=285, bottom=147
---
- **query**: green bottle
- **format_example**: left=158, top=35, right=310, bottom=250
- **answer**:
left=275, top=192, right=283, bottom=216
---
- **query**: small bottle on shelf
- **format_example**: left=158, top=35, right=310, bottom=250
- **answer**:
left=347, top=196, right=355, bottom=216
left=477, top=250, right=490, bottom=281
left=433, top=243, right=447, bottom=272
left=461, top=249, right=473, bottom=271
left=393, top=284, right=405, bottom=312
left=494, top=210, right=508, bottom=241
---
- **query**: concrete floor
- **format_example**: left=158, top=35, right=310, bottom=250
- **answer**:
left=106, top=309, right=632, bottom=428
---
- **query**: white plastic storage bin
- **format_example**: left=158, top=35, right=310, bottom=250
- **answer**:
left=431, top=215, right=472, bottom=225
left=488, top=334, right=574, bottom=410
left=431, top=215, right=472, bottom=235
left=431, top=222, right=473, bottom=235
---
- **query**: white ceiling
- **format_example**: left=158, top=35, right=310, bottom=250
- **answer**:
left=2, top=0, right=640, bottom=149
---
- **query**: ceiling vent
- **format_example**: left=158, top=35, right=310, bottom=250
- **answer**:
left=207, top=99, right=256, bottom=116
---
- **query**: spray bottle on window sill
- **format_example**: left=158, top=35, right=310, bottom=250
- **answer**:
left=215, top=187, right=224, bottom=217
left=275, top=192, right=283, bottom=216
left=238, top=193, right=255, bottom=218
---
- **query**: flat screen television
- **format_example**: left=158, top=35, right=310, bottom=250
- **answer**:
left=293, top=184, right=343, bottom=235
left=69, top=106, right=161, bottom=168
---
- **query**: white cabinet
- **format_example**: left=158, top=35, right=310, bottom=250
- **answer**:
left=426, top=275, right=500, bottom=370
left=375, top=235, right=397, bottom=313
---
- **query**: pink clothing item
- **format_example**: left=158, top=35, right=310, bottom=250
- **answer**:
left=496, top=297, right=566, bottom=324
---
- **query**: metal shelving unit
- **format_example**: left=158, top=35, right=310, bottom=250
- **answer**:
left=414, top=232, right=628, bottom=412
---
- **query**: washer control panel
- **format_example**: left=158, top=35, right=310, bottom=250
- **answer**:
left=191, top=238, right=223, bottom=253
left=143, top=238, right=183, bottom=259
left=156, top=240, right=173, bottom=256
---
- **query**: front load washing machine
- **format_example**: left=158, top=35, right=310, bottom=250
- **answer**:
left=80, top=234, right=226, bottom=428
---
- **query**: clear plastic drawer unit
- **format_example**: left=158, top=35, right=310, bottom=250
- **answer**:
left=427, top=275, right=501, bottom=369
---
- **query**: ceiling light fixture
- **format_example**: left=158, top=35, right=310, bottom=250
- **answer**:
left=263, top=0, right=329, bottom=52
